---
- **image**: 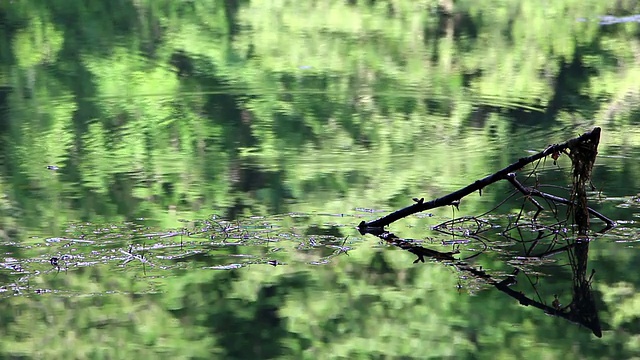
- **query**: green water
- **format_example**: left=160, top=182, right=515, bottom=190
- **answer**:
left=1, top=1, right=640, bottom=358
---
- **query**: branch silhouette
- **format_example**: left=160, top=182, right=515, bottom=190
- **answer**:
left=357, top=127, right=613, bottom=235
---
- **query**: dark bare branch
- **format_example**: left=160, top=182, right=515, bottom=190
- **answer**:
left=357, top=127, right=605, bottom=234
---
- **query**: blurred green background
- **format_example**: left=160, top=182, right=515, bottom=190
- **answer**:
left=1, top=0, right=640, bottom=358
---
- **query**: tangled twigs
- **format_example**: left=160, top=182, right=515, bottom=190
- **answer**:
left=357, top=128, right=607, bottom=339
left=357, top=127, right=611, bottom=235
left=506, top=173, right=614, bottom=232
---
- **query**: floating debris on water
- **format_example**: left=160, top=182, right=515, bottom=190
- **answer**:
left=577, top=14, right=640, bottom=25
left=208, top=264, right=243, bottom=270
left=599, top=14, right=640, bottom=25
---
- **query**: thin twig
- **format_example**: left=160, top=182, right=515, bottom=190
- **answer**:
left=358, top=128, right=603, bottom=233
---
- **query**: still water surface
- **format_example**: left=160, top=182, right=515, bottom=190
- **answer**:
left=1, top=1, right=640, bottom=358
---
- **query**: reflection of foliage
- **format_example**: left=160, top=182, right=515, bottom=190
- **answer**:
left=0, top=214, right=637, bottom=357
left=0, top=1, right=640, bottom=358
left=1, top=0, right=639, bottom=230
left=12, top=15, right=64, bottom=69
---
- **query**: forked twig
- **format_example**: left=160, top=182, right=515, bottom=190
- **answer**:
left=357, top=128, right=612, bottom=234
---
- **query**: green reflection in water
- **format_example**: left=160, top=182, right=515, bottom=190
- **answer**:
left=0, top=0, right=640, bottom=358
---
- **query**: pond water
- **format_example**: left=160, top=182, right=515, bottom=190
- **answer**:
left=1, top=1, right=640, bottom=358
